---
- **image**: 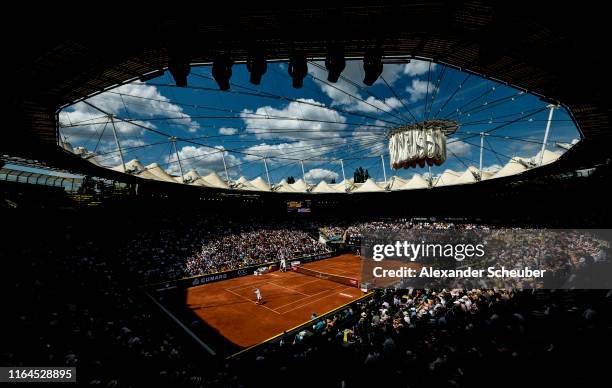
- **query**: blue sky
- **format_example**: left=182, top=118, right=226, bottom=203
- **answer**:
left=58, top=59, right=580, bottom=184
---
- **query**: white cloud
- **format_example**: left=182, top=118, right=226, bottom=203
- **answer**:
left=165, top=145, right=240, bottom=177
left=111, top=82, right=199, bottom=132
left=318, top=82, right=354, bottom=106
left=353, top=96, right=404, bottom=114
left=88, top=139, right=148, bottom=168
left=505, top=138, right=541, bottom=156
left=94, top=152, right=123, bottom=168
left=309, top=61, right=359, bottom=106
left=378, top=63, right=406, bottom=85
left=351, top=129, right=386, bottom=156
left=241, top=98, right=347, bottom=141
left=242, top=139, right=347, bottom=164
left=403, top=60, right=436, bottom=76
left=405, top=79, right=438, bottom=102
left=447, top=138, right=472, bottom=157
left=219, top=127, right=238, bottom=135
left=59, top=82, right=200, bottom=149
left=309, top=61, right=408, bottom=113
left=59, top=107, right=146, bottom=146
left=304, top=168, right=339, bottom=183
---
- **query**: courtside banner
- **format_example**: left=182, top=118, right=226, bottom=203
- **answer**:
left=361, top=229, right=612, bottom=289
left=152, top=251, right=337, bottom=290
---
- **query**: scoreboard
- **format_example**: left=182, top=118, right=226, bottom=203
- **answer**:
left=286, top=200, right=312, bottom=213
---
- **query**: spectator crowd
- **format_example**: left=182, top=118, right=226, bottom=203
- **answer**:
left=2, top=210, right=611, bottom=387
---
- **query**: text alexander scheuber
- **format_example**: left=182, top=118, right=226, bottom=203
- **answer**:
left=370, top=241, right=546, bottom=279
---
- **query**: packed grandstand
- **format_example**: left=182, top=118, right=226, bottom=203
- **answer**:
left=58, top=216, right=607, bottom=286
left=3, top=206, right=611, bottom=386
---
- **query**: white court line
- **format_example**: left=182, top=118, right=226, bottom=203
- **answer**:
left=227, top=272, right=303, bottom=291
left=279, top=285, right=351, bottom=314
left=228, top=273, right=317, bottom=293
left=143, top=289, right=216, bottom=356
left=224, top=288, right=281, bottom=315
left=227, top=277, right=286, bottom=292
left=268, top=281, right=310, bottom=296
left=339, top=293, right=355, bottom=298
left=272, top=283, right=345, bottom=312
left=302, top=263, right=359, bottom=275
left=310, top=265, right=358, bottom=276
left=288, top=277, right=328, bottom=288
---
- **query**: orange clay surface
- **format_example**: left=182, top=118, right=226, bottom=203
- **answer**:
left=186, top=254, right=363, bottom=348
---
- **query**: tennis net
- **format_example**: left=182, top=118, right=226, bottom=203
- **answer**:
left=293, top=266, right=359, bottom=288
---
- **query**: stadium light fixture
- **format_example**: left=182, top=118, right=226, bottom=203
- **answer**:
left=288, top=54, right=308, bottom=88
left=212, top=54, right=233, bottom=91
left=246, top=52, right=267, bottom=85
left=325, top=47, right=346, bottom=83
left=363, top=49, right=383, bottom=86
left=168, top=55, right=190, bottom=87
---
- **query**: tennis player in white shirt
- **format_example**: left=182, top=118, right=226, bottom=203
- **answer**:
left=254, top=288, right=263, bottom=304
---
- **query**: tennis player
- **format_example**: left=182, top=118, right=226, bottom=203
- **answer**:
left=254, top=288, right=263, bottom=305
left=280, top=257, right=287, bottom=272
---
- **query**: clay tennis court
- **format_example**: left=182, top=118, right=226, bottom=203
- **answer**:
left=185, top=254, right=364, bottom=348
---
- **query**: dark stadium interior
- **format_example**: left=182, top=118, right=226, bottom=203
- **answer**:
left=2, top=3, right=612, bottom=387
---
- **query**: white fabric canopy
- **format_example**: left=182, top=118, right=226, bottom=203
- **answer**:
left=387, top=176, right=409, bottom=190
left=274, top=181, right=299, bottom=192
left=145, top=163, right=178, bottom=183
left=480, top=169, right=498, bottom=180
left=311, top=180, right=343, bottom=193
left=352, top=178, right=385, bottom=193
left=182, top=170, right=201, bottom=183
left=531, top=149, right=562, bottom=165
left=290, top=179, right=309, bottom=192
left=189, top=178, right=215, bottom=187
left=233, top=176, right=259, bottom=190
left=454, top=166, right=480, bottom=185
left=72, top=146, right=88, bottom=156
left=102, top=145, right=566, bottom=192
left=332, top=179, right=354, bottom=192
left=492, top=157, right=529, bottom=179
left=434, top=169, right=461, bottom=186
left=250, top=176, right=271, bottom=191
left=202, top=172, right=229, bottom=188
left=112, top=159, right=144, bottom=173
left=112, top=159, right=167, bottom=181
left=400, top=174, right=429, bottom=190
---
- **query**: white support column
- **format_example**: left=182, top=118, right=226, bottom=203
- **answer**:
left=428, top=164, right=433, bottom=187
left=479, top=132, right=485, bottom=179
left=263, top=157, right=271, bottom=186
left=109, top=115, right=126, bottom=173
left=170, top=137, right=184, bottom=182
left=221, top=151, right=230, bottom=183
left=380, top=154, right=387, bottom=184
left=340, top=159, right=346, bottom=190
left=300, top=160, right=306, bottom=183
left=539, top=104, right=557, bottom=166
